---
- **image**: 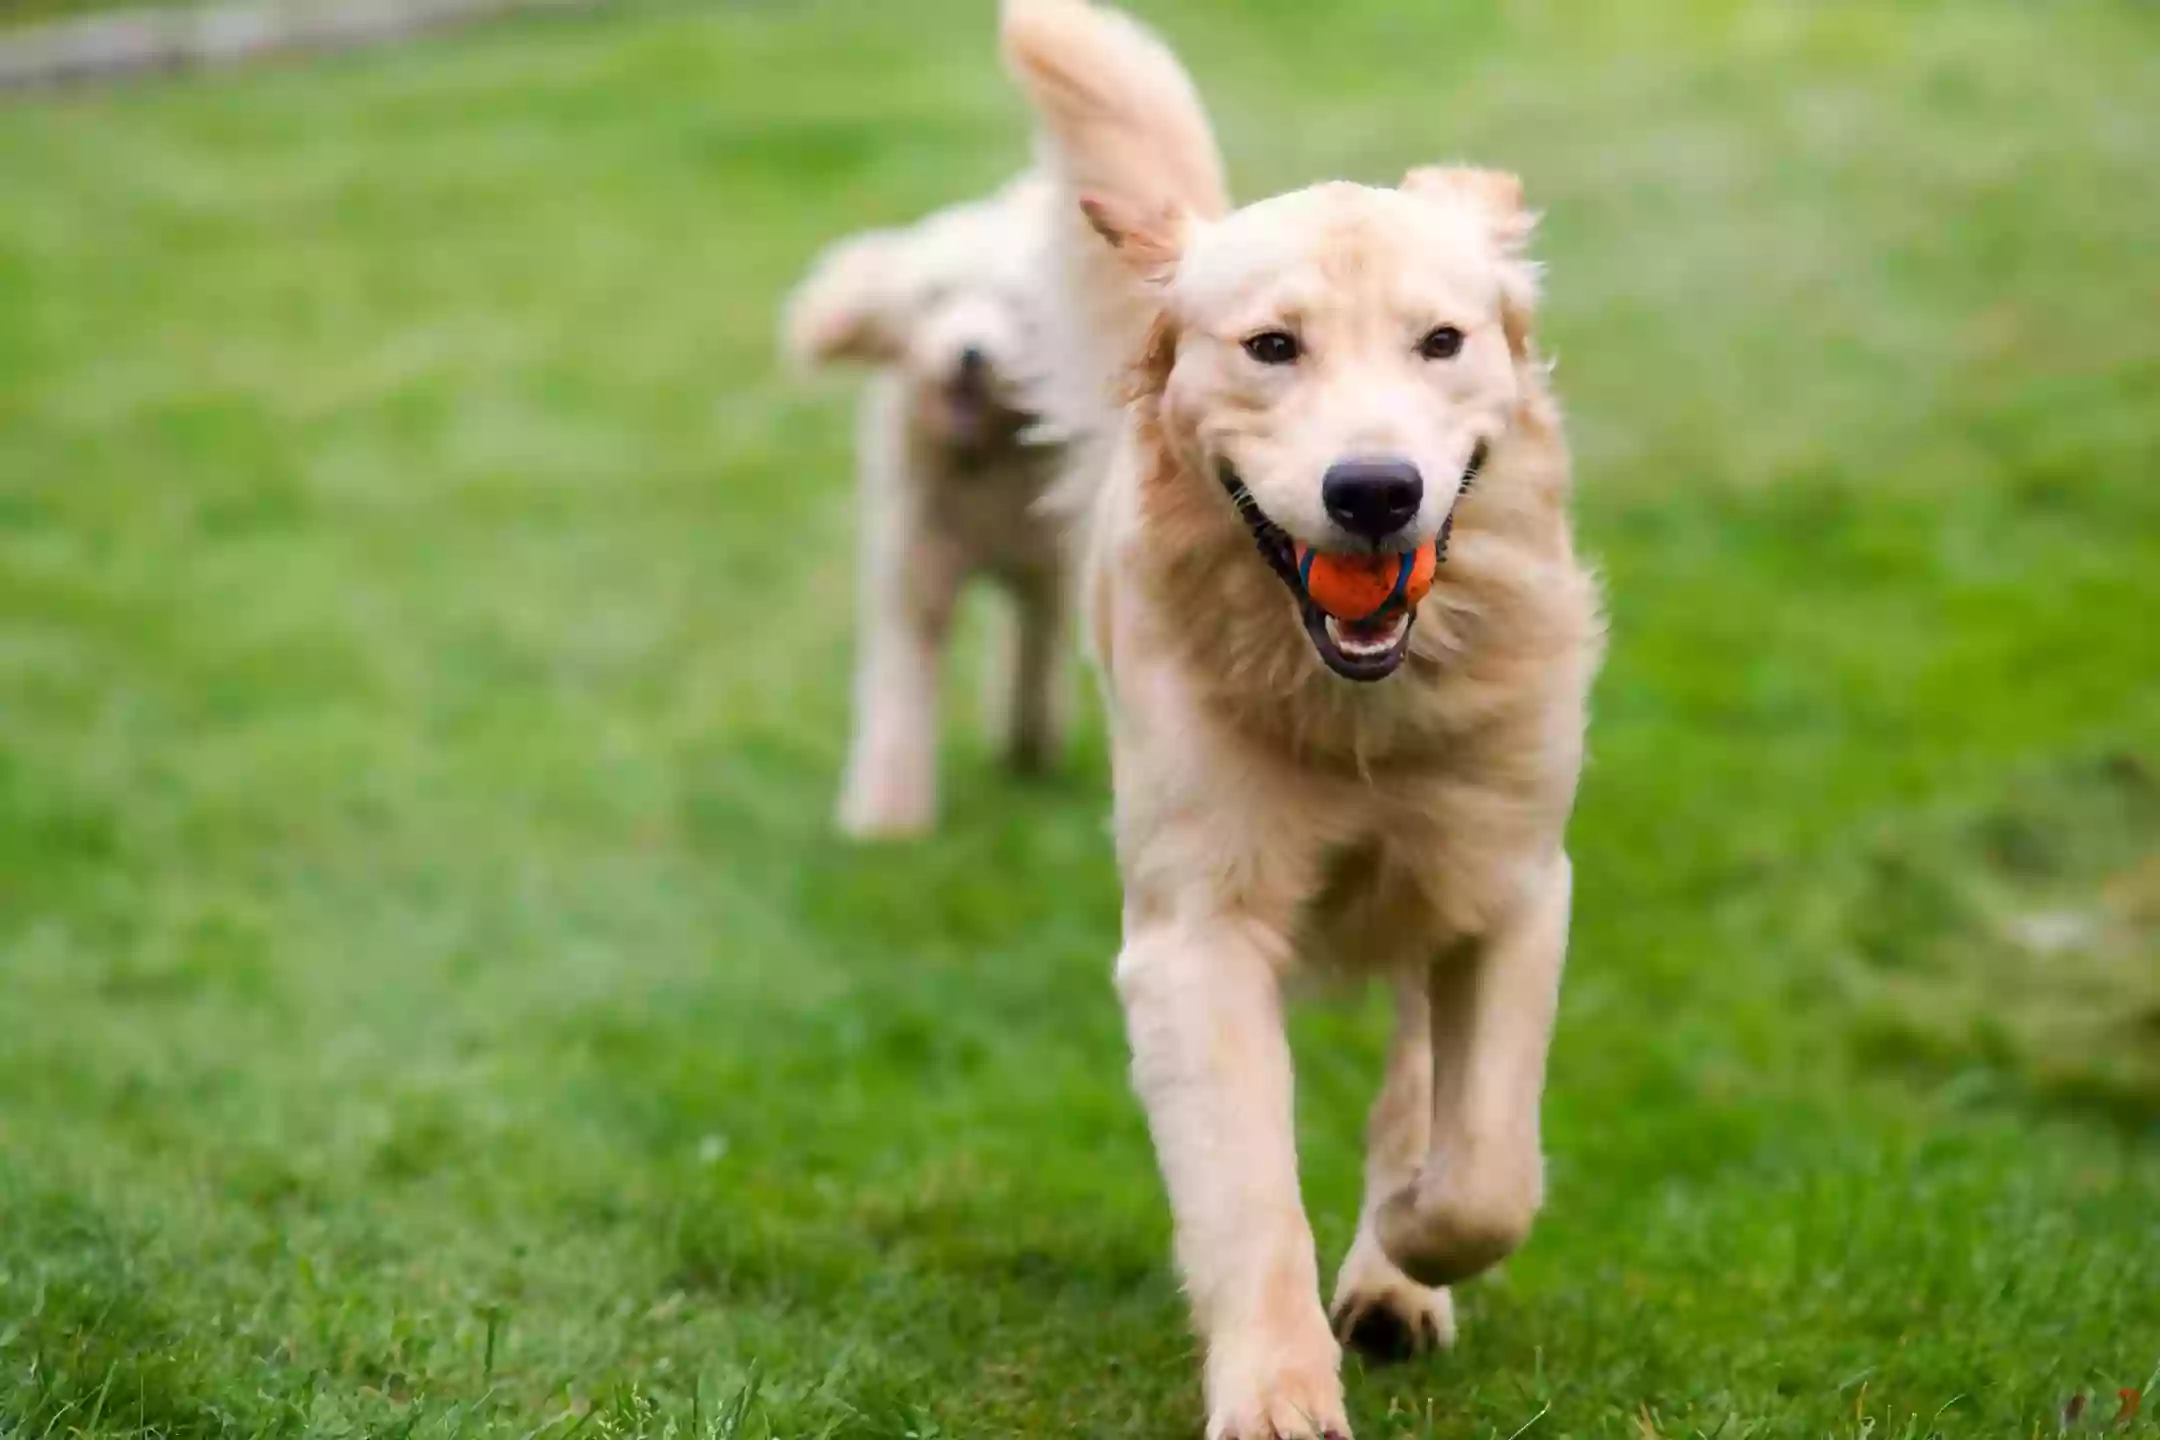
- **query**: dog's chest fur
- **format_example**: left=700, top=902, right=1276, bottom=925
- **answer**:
left=1291, top=771, right=1561, bottom=964
left=906, top=410, right=1066, bottom=584
left=1099, top=380, right=1601, bottom=963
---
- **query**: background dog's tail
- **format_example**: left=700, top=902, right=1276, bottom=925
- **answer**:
left=1000, top=0, right=1227, bottom=442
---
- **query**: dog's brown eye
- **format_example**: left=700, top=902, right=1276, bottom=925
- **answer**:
left=1418, top=325, right=1465, bottom=361
left=1242, top=330, right=1301, bottom=365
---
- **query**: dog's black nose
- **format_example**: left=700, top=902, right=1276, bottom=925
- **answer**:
left=1321, top=456, right=1423, bottom=542
left=957, top=346, right=989, bottom=381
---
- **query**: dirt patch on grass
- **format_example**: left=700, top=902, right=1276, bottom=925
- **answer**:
left=1839, top=753, right=2160, bottom=1124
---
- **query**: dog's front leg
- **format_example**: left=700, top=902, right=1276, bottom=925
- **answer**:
left=1378, top=851, right=1571, bottom=1288
left=1002, top=571, right=1066, bottom=775
left=836, top=520, right=961, bottom=839
left=1117, top=914, right=1349, bottom=1440
left=1328, top=966, right=1455, bottom=1360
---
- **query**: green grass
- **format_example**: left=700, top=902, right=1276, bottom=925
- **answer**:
left=1, top=1, right=2157, bottom=1436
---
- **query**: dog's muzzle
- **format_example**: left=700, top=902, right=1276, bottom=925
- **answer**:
left=1217, top=443, right=1488, bottom=682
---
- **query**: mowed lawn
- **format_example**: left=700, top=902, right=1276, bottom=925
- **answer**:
left=2, top=1, right=2157, bottom=1436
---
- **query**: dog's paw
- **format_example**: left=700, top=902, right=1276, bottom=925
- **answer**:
left=1002, top=731, right=1057, bottom=777
left=837, top=808, right=933, bottom=841
left=1329, top=1232, right=1455, bottom=1363
left=835, top=784, right=935, bottom=841
left=1205, top=1330, right=1349, bottom=1440
left=1375, top=1146, right=1542, bottom=1288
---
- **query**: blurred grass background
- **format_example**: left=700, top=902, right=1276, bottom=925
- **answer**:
left=0, top=0, right=2155, bottom=1436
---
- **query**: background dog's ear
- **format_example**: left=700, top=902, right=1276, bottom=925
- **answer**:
left=1401, top=166, right=1541, bottom=359
left=782, top=230, right=908, bottom=369
left=1078, top=191, right=1187, bottom=282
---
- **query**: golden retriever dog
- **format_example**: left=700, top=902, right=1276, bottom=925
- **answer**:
left=1001, top=1, right=1603, bottom=1434
left=784, top=176, right=1071, bottom=838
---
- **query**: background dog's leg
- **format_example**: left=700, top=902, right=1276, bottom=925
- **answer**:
left=836, top=521, right=961, bottom=839
left=1327, top=965, right=1456, bottom=1360
left=1001, top=572, right=1066, bottom=775
left=1117, top=917, right=1349, bottom=1440
left=1377, top=853, right=1571, bottom=1287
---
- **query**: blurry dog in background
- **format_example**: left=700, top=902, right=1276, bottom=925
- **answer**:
left=784, top=175, right=1070, bottom=839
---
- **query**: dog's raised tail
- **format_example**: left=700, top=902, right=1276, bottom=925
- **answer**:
left=1000, top=0, right=1227, bottom=233
left=1001, top=0, right=1226, bottom=441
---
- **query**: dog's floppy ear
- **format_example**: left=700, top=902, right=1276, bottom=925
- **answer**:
left=782, top=229, right=908, bottom=369
left=1401, top=166, right=1536, bottom=251
left=1401, top=166, right=1541, bottom=359
left=1078, top=191, right=1188, bottom=283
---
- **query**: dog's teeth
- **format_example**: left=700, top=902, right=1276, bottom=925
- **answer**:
left=1324, top=613, right=1409, bottom=657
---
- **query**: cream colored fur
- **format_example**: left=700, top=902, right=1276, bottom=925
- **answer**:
left=783, top=177, right=1071, bottom=838
left=1002, top=3, right=1604, bottom=1435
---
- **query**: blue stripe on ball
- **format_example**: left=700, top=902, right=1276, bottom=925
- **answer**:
left=1375, top=552, right=1412, bottom=621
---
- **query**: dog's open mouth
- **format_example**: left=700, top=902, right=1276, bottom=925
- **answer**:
left=940, top=374, right=1040, bottom=456
left=1219, top=447, right=1485, bottom=683
left=1308, top=607, right=1414, bottom=677
left=944, top=377, right=993, bottom=444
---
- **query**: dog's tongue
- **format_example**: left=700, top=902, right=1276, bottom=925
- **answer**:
left=946, top=386, right=990, bottom=442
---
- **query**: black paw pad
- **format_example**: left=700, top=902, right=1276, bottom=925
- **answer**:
left=1339, top=1304, right=1421, bottom=1364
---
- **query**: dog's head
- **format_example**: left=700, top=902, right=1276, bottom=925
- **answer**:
left=784, top=177, right=1049, bottom=453
left=1088, top=167, right=1539, bottom=680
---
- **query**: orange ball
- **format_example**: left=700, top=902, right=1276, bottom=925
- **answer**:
left=1294, top=541, right=1438, bottom=622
